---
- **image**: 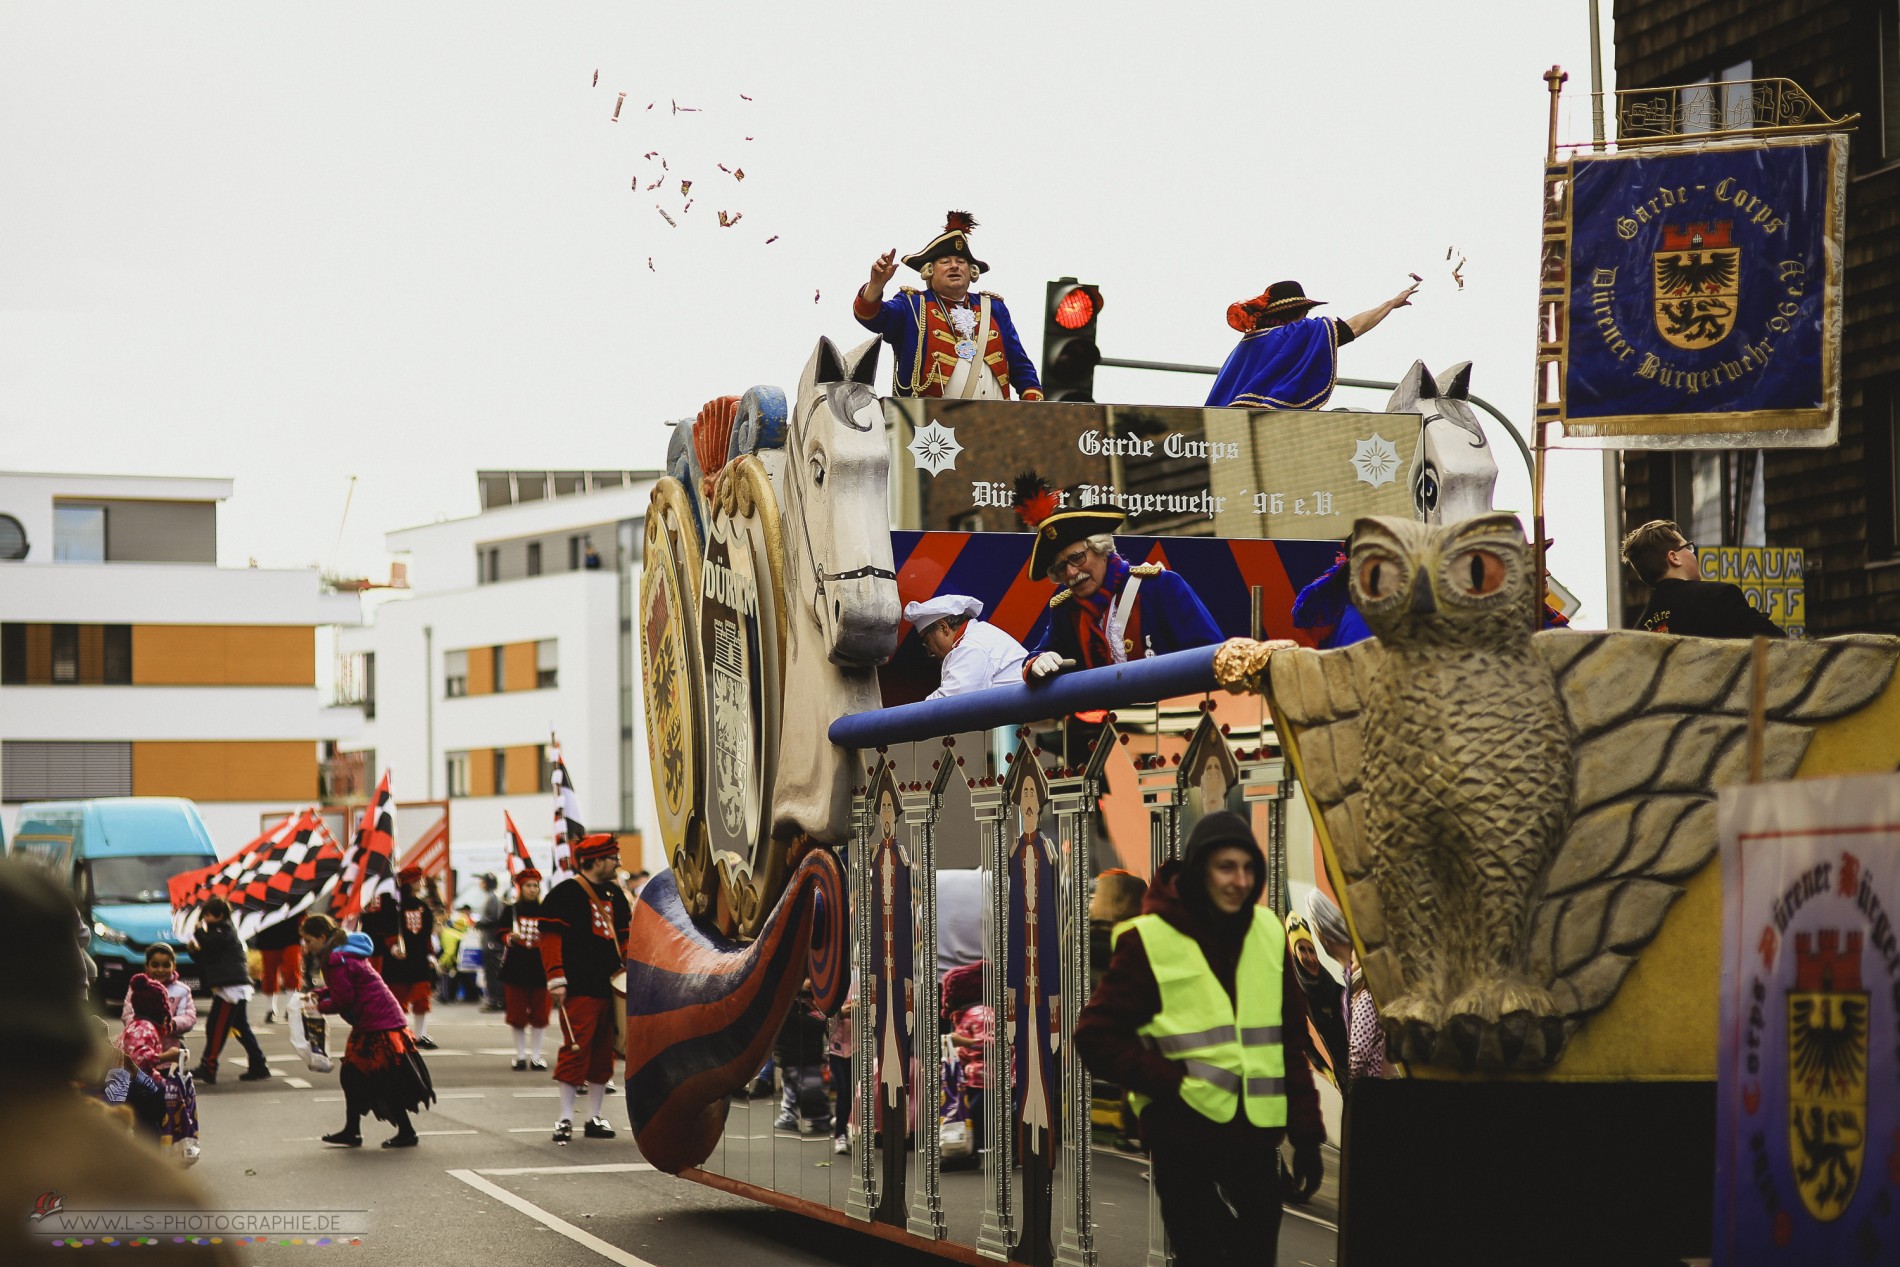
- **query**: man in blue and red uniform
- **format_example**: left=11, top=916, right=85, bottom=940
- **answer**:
left=853, top=211, right=1043, bottom=401
left=1012, top=473, right=1222, bottom=680
left=1206, top=277, right=1417, bottom=410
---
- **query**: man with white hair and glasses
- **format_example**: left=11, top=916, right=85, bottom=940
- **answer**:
left=1011, top=472, right=1222, bottom=681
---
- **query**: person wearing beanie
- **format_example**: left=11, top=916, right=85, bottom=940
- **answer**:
left=300, top=914, right=435, bottom=1149
left=498, top=869, right=552, bottom=1072
left=537, top=835, right=632, bottom=1143
left=1074, top=811, right=1325, bottom=1267
left=853, top=211, right=1044, bottom=400
left=1206, top=276, right=1417, bottom=410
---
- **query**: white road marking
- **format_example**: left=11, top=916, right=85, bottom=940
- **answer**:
left=447, top=1169, right=659, bottom=1267
left=477, top=1162, right=656, bottom=1175
left=1283, top=1206, right=1339, bottom=1232
left=283, top=1077, right=313, bottom=1089
left=417, top=1129, right=479, bottom=1136
left=512, top=1090, right=562, bottom=1098
left=434, top=1091, right=488, bottom=1099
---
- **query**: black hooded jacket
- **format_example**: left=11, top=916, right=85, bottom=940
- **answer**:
left=1072, top=811, right=1324, bottom=1150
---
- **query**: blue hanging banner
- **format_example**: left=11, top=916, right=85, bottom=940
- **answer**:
left=1556, top=135, right=1845, bottom=445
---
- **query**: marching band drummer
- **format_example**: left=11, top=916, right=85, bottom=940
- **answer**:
left=1011, top=472, right=1222, bottom=681
left=906, top=594, right=1028, bottom=699
left=853, top=211, right=1043, bottom=401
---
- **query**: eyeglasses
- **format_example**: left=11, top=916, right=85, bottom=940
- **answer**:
left=1048, top=544, right=1092, bottom=579
left=1673, top=540, right=1697, bottom=555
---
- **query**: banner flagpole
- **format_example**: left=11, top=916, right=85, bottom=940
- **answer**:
left=1536, top=64, right=1568, bottom=631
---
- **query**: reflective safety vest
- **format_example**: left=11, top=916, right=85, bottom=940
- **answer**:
left=1113, top=907, right=1288, bottom=1127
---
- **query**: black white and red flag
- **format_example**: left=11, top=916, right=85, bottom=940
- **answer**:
left=550, top=736, right=583, bottom=883
left=169, top=816, right=292, bottom=939
left=503, top=810, right=541, bottom=880
left=227, top=810, right=346, bottom=941
left=337, top=768, right=398, bottom=926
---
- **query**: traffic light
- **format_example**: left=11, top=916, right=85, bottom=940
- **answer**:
left=1042, top=277, right=1104, bottom=403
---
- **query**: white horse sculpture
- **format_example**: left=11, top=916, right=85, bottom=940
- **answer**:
left=1387, top=359, right=1499, bottom=525
left=771, top=336, right=901, bottom=846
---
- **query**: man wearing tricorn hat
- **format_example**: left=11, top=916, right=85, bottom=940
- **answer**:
left=854, top=211, right=1043, bottom=400
left=1013, top=472, right=1221, bottom=680
left=905, top=594, right=1028, bottom=699
left=1206, top=276, right=1418, bottom=410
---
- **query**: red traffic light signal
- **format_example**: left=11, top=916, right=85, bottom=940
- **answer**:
left=1053, top=287, right=1097, bottom=330
left=1043, top=278, right=1104, bottom=403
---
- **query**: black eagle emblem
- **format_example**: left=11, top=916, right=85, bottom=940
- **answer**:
left=1790, top=993, right=1867, bottom=1097
left=1655, top=249, right=1738, bottom=296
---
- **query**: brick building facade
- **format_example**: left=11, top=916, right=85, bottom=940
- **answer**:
left=1612, top=0, right=1900, bottom=632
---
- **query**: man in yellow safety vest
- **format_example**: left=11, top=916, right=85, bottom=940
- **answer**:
left=1074, top=811, right=1325, bottom=1266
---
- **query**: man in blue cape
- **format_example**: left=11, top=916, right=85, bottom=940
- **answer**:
left=1206, top=277, right=1418, bottom=410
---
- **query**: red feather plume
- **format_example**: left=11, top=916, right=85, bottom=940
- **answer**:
left=1012, top=470, right=1057, bottom=529
left=944, top=210, right=977, bottom=233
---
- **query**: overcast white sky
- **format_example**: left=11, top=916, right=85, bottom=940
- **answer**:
left=0, top=2, right=1622, bottom=623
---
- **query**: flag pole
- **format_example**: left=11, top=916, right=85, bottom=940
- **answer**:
left=1537, top=65, right=1568, bottom=632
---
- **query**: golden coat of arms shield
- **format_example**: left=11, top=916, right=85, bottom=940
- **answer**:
left=1653, top=220, right=1741, bottom=350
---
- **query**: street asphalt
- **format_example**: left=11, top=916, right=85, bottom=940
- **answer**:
left=170, top=1000, right=1339, bottom=1266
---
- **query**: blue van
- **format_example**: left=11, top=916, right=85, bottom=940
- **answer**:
left=7, top=797, right=219, bottom=1003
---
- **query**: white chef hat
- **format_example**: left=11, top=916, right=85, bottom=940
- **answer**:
left=903, top=594, right=983, bottom=632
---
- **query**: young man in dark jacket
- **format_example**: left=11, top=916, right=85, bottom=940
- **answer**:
left=1621, top=519, right=1786, bottom=638
left=1074, top=811, right=1325, bottom=1267
left=189, top=898, right=271, bottom=1084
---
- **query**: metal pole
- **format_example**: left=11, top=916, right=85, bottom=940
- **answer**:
left=1589, top=0, right=1626, bottom=630
left=1538, top=65, right=1569, bottom=631
left=423, top=624, right=435, bottom=799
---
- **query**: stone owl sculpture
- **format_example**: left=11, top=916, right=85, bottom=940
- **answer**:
left=1243, top=512, right=1900, bottom=1073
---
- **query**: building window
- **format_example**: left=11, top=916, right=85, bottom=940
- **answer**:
left=50, top=624, right=79, bottom=683
left=482, top=548, right=500, bottom=583
left=1870, top=392, right=1900, bottom=562
left=445, top=751, right=470, bottom=798
left=53, top=505, right=106, bottom=563
left=568, top=535, right=582, bottom=571
left=536, top=639, right=559, bottom=689
left=103, top=625, right=132, bottom=684
left=492, top=645, right=506, bottom=691
left=1, top=740, right=133, bottom=800
left=444, top=649, right=468, bottom=697
left=538, top=743, right=552, bottom=792
left=0, top=623, right=22, bottom=685
left=527, top=542, right=542, bottom=576
left=492, top=748, right=507, bottom=793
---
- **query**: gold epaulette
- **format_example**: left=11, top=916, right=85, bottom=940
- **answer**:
left=1129, top=563, right=1166, bottom=577
left=898, top=286, right=920, bottom=296
left=980, top=290, right=1004, bottom=302
left=1049, top=589, right=1074, bottom=608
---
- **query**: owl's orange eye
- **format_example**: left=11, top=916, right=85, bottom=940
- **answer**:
left=1357, top=557, right=1397, bottom=600
left=1448, top=549, right=1507, bottom=596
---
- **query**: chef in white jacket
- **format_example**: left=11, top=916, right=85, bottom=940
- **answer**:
left=906, top=595, right=1028, bottom=700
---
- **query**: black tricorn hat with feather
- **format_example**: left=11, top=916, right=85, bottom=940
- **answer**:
left=1012, top=470, right=1127, bottom=580
left=903, top=210, right=990, bottom=273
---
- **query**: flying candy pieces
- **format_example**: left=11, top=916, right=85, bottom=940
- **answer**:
left=717, top=163, right=729, bottom=173
left=680, top=180, right=692, bottom=196
left=765, top=235, right=778, bottom=244
left=592, top=69, right=599, bottom=87
left=648, top=257, right=655, bottom=272
left=612, top=92, right=626, bottom=122
left=813, top=289, right=821, bottom=304
left=671, top=99, right=701, bottom=114
left=657, top=207, right=677, bottom=227
left=733, top=168, right=744, bottom=182
left=740, top=93, right=753, bottom=101
left=718, top=211, right=743, bottom=228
